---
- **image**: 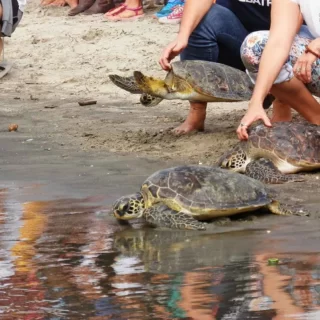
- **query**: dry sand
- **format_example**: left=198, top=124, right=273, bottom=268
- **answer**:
left=1, top=0, right=253, bottom=165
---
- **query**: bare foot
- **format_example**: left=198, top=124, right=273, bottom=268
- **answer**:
left=172, top=102, right=206, bottom=135
left=104, top=4, right=125, bottom=17
left=65, top=0, right=78, bottom=8
left=41, top=0, right=56, bottom=6
left=106, top=6, right=144, bottom=20
left=49, top=0, right=66, bottom=6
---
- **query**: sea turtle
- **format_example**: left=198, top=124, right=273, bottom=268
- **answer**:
left=112, top=165, right=307, bottom=231
left=109, top=60, right=274, bottom=108
left=218, top=122, right=320, bottom=184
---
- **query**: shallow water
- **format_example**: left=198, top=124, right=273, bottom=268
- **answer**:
left=0, top=181, right=320, bottom=320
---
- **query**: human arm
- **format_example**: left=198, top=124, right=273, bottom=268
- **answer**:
left=159, top=0, right=214, bottom=70
left=237, top=0, right=301, bottom=140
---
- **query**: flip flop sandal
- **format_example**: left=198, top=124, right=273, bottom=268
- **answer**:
left=0, top=61, right=13, bottom=79
left=104, top=3, right=126, bottom=17
left=106, top=5, right=144, bottom=21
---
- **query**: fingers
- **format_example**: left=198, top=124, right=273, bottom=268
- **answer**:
left=159, top=45, right=173, bottom=71
left=305, top=60, right=312, bottom=83
left=236, top=109, right=272, bottom=141
left=299, top=60, right=309, bottom=83
left=159, top=41, right=178, bottom=71
left=159, top=39, right=187, bottom=71
left=236, top=123, right=249, bottom=141
left=293, top=60, right=304, bottom=82
left=262, top=113, right=272, bottom=127
left=293, top=54, right=315, bottom=83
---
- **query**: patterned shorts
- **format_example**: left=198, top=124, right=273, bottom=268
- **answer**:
left=240, top=31, right=320, bottom=97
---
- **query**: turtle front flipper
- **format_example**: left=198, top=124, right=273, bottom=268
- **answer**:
left=267, top=200, right=310, bottom=216
left=140, top=93, right=163, bottom=107
left=144, top=204, right=206, bottom=231
left=245, top=159, right=305, bottom=184
left=109, top=74, right=143, bottom=94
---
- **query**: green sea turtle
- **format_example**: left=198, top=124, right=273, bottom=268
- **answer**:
left=218, top=122, right=320, bottom=184
left=109, top=60, right=274, bottom=108
left=112, top=165, right=307, bottom=231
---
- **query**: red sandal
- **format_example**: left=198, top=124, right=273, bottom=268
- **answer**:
left=104, top=3, right=126, bottom=17
left=105, top=5, right=144, bottom=21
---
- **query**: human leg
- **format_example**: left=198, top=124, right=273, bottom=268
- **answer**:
left=65, top=0, right=78, bottom=9
left=271, top=99, right=292, bottom=123
left=241, top=32, right=320, bottom=125
left=83, top=0, right=114, bottom=14
left=68, top=0, right=95, bottom=15
left=271, top=25, right=315, bottom=123
left=271, top=79, right=320, bottom=125
left=48, top=0, right=66, bottom=6
left=174, top=4, right=249, bottom=134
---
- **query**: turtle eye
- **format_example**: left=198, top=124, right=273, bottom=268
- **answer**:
left=122, top=204, right=129, bottom=212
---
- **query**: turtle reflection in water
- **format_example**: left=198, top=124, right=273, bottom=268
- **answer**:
left=112, top=166, right=308, bottom=231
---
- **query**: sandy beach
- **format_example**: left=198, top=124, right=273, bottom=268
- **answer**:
left=1, top=1, right=258, bottom=165
left=1, top=0, right=319, bottom=211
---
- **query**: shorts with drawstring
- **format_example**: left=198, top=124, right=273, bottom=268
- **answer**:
left=240, top=30, right=320, bottom=97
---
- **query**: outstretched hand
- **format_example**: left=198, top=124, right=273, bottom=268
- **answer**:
left=237, top=103, right=272, bottom=140
left=159, top=37, right=188, bottom=71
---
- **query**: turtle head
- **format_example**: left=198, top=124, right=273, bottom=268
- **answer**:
left=134, top=71, right=194, bottom=100
left=113, top=192, right=145, bottom=220
left=139, top=93, right=163, bottom=107
left=218, top=144, right=250, bottom=173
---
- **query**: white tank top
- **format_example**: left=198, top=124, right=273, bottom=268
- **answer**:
left=291, top=0, right=320, bottom=38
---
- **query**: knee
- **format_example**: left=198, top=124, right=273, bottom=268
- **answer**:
left=181, top=5, right=229, bottom=62
left=240, top=31, right=269, bottom=71
left=188, top=4, right=229, bottom=43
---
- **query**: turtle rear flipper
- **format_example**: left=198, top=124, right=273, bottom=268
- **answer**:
left=109, top=74, right=143, bottom=94
left=267, top=200, right=310, bottom=216
left=245, top=159, right=305, bottom=184
left=144, top=203, right=206, bottom=230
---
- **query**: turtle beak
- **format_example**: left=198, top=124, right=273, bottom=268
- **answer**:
left=216, top=154, right=227, bottom=167
left=113, top=210, right=121, bottom=219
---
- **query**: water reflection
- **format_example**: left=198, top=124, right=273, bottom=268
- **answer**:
left=0, top=186, right=319, bottom=319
